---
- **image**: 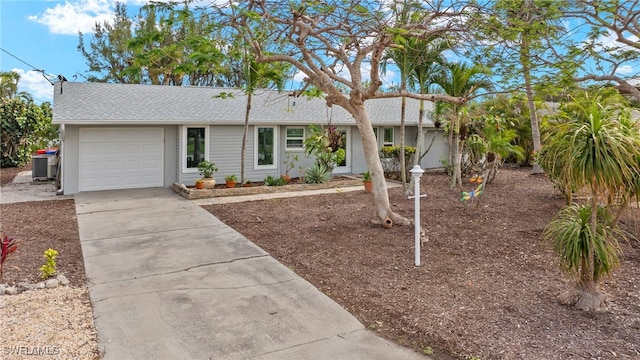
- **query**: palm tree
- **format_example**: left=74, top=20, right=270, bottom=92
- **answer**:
left=410, top=36, right=450, bottom=163
left=539, top=89, right=640, bottom=310
left=239, top=55, right=288, bottom=184
left=381, top=0, right=425, bottom=193
left=0, top=71, right=20, bottom=99
left=432, top=62, right=492, bottom=189
left=477, top=122, right=524, bottom=183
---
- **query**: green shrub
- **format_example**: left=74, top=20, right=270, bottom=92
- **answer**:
left=380, top=145, right=416, bottom=160
left=197, top=160, right=218, bottom=178
left=39, top=248, right=58, bottom=279
left=1, top=98, right=55, bottom=167
left=264, top=175, right=286, bottom=186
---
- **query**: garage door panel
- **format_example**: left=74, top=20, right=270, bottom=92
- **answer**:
left=79, top=128, right=164, bottom=192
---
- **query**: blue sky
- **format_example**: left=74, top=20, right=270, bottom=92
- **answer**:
left=1, top=0, right=148, bottom=103
left=0, top=0, right=400, bottom=104
left=1, top=1, right=636, bottom=104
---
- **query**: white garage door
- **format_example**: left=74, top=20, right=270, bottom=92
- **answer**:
left=79, top=128, right=164, bottom=191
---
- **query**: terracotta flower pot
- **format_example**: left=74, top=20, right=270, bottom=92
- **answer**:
left=363, top=180, right=373, bottom=193
left=225, top=180, right=237, bottom=188
left=195, top=181, right=205, bottom=189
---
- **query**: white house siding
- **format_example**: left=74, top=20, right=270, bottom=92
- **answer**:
left=211, top=125, right=245, bottom=182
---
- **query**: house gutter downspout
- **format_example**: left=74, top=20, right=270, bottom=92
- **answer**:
left=56, top=124, right=64, bottom=195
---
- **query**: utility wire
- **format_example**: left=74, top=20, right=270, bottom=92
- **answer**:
left=1, top=47, right=55, bottom=85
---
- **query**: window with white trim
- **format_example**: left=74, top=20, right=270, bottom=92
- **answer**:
left=383, top=127, right=394, bottom=146
left=285, top=127, right=305, bottom=150
left=183, top=126, right=209, bottom=171
left=255, top=126, right=277, bottom=169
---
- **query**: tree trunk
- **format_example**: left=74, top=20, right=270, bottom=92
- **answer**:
left=558, top=192, right=606, bottom=311
left=558, top=280, right=605, bottom=311
left=448, top=115, right=454, bottom=178
left=352, top=103, right=409, bottom=226
left=408, top=99, right=426, bottom=195
left=400, top=95, right=407, bottom=194
left=521, top=41, right=544, bottom=174
left=241, top=92, right=252, bottom=184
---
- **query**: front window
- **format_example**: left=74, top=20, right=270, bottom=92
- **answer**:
left=255, top=126, right=277, bottom=168
left=286, top=127, right=305, bottom=150
left=183, top=126, right=208, bottom=171
left=383, top=127, right=394, bottom=146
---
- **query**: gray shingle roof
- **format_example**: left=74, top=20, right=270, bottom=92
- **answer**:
left=52, top=82, right=435, bottom=126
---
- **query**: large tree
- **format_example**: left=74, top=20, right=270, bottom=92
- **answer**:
left=215, top=1, right=469, bottom=226
left=1, top=92, right=53, bottom=167
left=563, top=1, right=640, bottom=101
left=471, top=0, right=566, bottom=174
left=78, top=1, right=229, bottom=86
left=0, top=71, right=20, bottom=99
left=431, top=62, right=492, bottom=189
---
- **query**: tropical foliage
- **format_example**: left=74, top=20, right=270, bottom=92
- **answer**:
left=538, top=89, right=640, bottom=310
left=304, top=125, right=346, bottom=173
left=1, top=93, right=54, bottom=167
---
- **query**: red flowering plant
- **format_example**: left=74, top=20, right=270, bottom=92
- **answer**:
left=1, top=232, right=18, bottom=283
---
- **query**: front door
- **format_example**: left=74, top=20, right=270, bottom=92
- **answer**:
left=332, top=127, right=350, bottom=174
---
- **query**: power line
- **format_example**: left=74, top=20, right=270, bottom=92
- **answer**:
left=1, top=47, right=55, bottom=85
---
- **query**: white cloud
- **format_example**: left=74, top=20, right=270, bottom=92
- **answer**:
left=13, top=68, right=55, bottom=102
left=593, top=29, right=639, bottom=53
left=293, top=70, right=307, bottom=82
left=28, top=0, right=219, bottom=35
left=28, top=0, right=115, bottom=35
left=616, top=65, right=634, bottom=75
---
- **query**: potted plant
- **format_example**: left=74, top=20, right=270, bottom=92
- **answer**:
left=225, top=174, right=238, bottom=188
left=363, top=170, right=373, bottom=193
left=281, top=151, right=299, bottom=183
left=242, top=179, right=253, bottom=188
left=197, top=160, right=218, bottom=189
left=195, top=179, right=205, bottom=189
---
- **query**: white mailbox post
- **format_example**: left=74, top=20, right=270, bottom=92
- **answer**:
left=409, top=165, right=425, bottom=266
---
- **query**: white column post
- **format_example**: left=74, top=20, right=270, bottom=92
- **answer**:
left=409, top=165, right=425, bottom=266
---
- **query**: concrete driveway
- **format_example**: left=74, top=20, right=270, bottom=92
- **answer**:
left=75, top=188, right=427, bottom=360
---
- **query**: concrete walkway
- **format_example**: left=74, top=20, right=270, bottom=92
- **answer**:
left=75, top=187, right=426, bottom=360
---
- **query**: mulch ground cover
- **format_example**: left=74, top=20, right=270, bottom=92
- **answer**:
left=1, top=165, right=639, bottom=359
left=204, top=167, right=640, bottom=360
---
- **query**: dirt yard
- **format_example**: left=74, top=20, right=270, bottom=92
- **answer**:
left=204, top=167, right=640, bottom=360
left=1, top=166, right=639, bottom=359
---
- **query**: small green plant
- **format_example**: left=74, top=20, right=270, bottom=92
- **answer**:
left=197, top=160, right=218, bottom=178
left=1, top=232, right=18, bottom=283
left=305, top=163, right=330, bottom=184
left=422, top=346, right=433, bottom=355
left=225, top=174, right=238, bottom=182
left=362, top=170, right=371, bottom=181
left=282, top=151, right=300, bottom=176
left=264, top=175, right=286, bottom=186
left=39, top=248, right=59, bottom=279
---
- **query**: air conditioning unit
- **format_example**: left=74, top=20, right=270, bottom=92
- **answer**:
left=32, top=155, right=49, bottom=181
left=32, top=154, right=57, bottom=181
